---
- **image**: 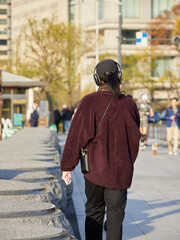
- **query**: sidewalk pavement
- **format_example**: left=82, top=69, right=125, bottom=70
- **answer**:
left=59, top=134, right=180, bottom=240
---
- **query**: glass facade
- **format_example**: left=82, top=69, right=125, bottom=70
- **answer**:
left=151, top=0, right=174, bottom=18
left=0, top=9, right=7, bottom=14
left=152, top=58, right=173, bottom=77
left=0, top=0, right=7, bottom=4
left=0, top=39, right=7, bottom=45
left=0, top=19, right=7, bottom=24
left=122, top=0, right=140, bottom=18
left=99, top=0, right=103, bottom=20
left=0, top=29, right=7, bottom=34
left=2, top=87, right=27, bottom=125
left=122, top=30, right=138, bottom=44
left=2, top=99, right=11, bottom=119
left=69, top=0, right=75, bottom=23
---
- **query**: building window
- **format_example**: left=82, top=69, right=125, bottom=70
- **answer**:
left=0, top=19, right=7, bottom=24
left=0, top=39, right=7, bottom=45
left=0, top=29, right=7, bottom=34
left=99, top=0, right=103, bottom=20
left=0, top=0, right=7, bottom=4
left=2, top=99, right=11, bottom=120
left=69, top=0, right=75, bottom=23
left=152, top=58, right=173, bottom=77
left=0, top=51, right=7, bottom=55
left=0, top=9, right=7, bottom=14
left=122, top=30, right=138, bottom=44
left=151, top=0, right=174, bottom=18
left=122, top=0, right=140, bottom=18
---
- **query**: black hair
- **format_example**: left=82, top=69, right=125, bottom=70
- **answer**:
left=170, top=97, right=178, bottom=101
left=105, top=71, right=122, bottom=97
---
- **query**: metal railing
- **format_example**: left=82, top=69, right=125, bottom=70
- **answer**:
left=148, top=122, right=167, bottom=140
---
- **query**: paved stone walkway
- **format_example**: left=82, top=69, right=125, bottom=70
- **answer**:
left=0, top=127, right=76, bottom=239
left=59, top=134, right=180, bottom=240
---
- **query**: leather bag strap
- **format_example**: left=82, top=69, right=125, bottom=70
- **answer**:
left=83, top=95, right=114, bottom=150
left=96, top=96, right=114, bottom=134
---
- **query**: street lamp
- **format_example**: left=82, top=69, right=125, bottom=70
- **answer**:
left=0, top=70, right=2, bottom=140
left=95, top=0, right=99, bottom=64
left=118, top=0, right=122, bottom=65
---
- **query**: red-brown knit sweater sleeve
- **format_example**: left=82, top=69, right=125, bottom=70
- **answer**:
left=126, top=101, right=141, bottom=164
left=60, top=94, right=96, bottom=171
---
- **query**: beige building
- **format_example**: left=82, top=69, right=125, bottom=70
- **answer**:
left=11, top=0, right=70, bottom=41
left=76, top=0, right=180, bottom=100
left=0, top=0, right=11, bottom=60
left=10, top=0, right=180, bottom=102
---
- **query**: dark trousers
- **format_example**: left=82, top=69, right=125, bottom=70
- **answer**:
left=55, top=121, right=59, bottom=132
left=85, top=178, right=127, bottom=240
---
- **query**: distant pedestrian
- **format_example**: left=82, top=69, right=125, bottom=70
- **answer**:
left=54, top=106, right=62, bottom=132
left=62, top=105, right=73, bottom=133
left=166, top=96, right=180, bottom=155
left=26, top=100, right=39, bottom=127
left=137, top=94, right=154, bottom=149
left=61, top=59, right=140, bottom=240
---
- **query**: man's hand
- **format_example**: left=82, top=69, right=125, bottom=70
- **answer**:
left=62, top=171, right=72, bottom=185
left=170, top=116, right=175, bottom=121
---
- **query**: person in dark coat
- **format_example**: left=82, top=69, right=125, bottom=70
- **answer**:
left=61, top=105, right=73, bottom=133
left=54, top=106, right=62, bottom=132
left=61, top=59, right=140, bottom=240
left=26, top=100, right=39, bottom=127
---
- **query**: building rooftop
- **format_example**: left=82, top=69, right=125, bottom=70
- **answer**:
left=1, top=71, right=46, bottom=88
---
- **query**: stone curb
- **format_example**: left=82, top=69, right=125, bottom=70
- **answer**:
left=0, top=128, right=76, bottom=239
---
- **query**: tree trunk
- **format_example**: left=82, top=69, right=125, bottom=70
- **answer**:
left=45, top=91, right=54, bottom=125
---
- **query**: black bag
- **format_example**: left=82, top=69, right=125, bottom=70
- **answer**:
left=80, top=96, right=114, bottom=174
left=80, top=149, right=89, bottom=174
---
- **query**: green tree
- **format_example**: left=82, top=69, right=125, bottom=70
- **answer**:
left=172, top=10, right=180, bottom=50
left=159, top=70, right=180, bottom=105
left=121, top=48, right=158, bottom=100
left=147, top=3, right=180, bottom=45
left=4, top=16, right=92, bottom=122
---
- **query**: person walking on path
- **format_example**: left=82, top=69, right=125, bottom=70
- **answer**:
left=166, top=96, right=180, bottom=155
left=61, top=105, right=73, bottom=133
left=137, top=94, right=154, bottom=149
left=61, top=59, right=140, bottom=240
left=26, top=100, right=39, bottom=127
left=54, top=106, right=62, bottom=132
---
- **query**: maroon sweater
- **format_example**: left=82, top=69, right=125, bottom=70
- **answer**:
left=61, top=91, right=140, bottom=189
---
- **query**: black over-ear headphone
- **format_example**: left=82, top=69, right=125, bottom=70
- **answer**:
left=93, top=59, right=122, bottom=86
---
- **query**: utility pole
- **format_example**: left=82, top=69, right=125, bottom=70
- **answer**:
left=95, top=0, right=99, bottom=64
left=118, top=0, right=122, bottom=65
left=0, top=70, right=2, bottom=140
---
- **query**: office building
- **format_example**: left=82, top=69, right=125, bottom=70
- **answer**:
left=11, top=0, right=70, bottom=41
left=76, top=0, right=180, bottom=100
left=10, top=0, right=180, bottom=101
left=0, top=0, right=11, bottom=60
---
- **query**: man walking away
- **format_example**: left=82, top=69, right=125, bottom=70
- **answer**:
left=26, top=100, right=39, bottom=127
left=54, top=106, right=62, bottom=132
left=62, top=105, right=73, bottom=133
